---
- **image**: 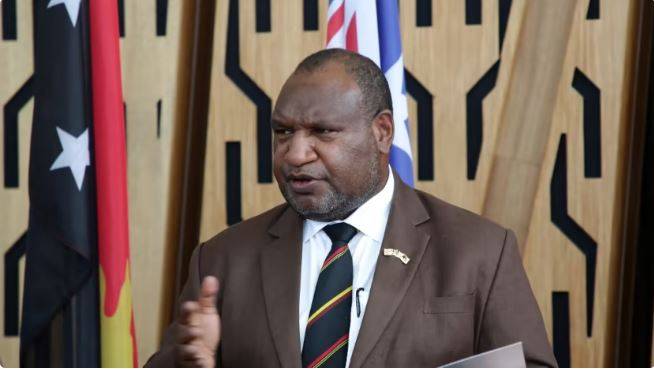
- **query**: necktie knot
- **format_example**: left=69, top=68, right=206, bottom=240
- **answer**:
left=322, top=223, right=357, bottom=244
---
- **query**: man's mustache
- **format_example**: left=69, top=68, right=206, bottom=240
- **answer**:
left=281, top=166, right=327, bottom=181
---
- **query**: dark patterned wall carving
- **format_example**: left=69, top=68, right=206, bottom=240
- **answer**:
left=3, top=76, right=33, bottom=189
left=551, top=134, right=598, bottom=338
left=226, top=0, right=273, bottom=184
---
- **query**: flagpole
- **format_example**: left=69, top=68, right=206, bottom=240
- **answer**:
left=63, top=268, right=100, bottom=366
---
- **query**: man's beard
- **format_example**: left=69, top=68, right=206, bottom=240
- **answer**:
left=280, top=157, right=382, bottom=222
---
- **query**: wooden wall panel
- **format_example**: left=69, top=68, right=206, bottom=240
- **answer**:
left=401, top=0, right=506, bottom=213
left=0, top=0, right=34, bottom=365
left=479, top=0, right=578, bottom=247
left=0, top=0, right=189, bottom=365
left=118, top=0, right=186, bottom=364
left=522, top=0, right=637, bottom=366
left=199, top=0, right=641, bottom=366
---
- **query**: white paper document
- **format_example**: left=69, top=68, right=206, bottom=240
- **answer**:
left=441, top=342, right=526, bottom=368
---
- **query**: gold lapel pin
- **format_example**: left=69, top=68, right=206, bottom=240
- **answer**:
left=383, top=248, right=410, bottom=264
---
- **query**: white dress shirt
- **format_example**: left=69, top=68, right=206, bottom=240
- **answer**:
left=299, top=170, right=395, bottom=367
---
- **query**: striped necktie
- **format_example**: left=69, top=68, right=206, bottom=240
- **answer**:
left=302, top=223, right=358, bottom=368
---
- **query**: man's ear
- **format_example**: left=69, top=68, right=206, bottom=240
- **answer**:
left=371, top=109, right=394, bottom=154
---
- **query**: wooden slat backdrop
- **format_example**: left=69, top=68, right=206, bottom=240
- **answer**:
left=199, top=0, right=639, bottom=366
left=119, top=0, right=186, bottom=364
left=0, top=0, right=34, bottom=364
left=520, top=0, right=636, bottom=366
left=0, top=0, right=188, bottom=366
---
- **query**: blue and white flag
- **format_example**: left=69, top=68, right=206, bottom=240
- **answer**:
left=326, top=0, right=415, bottom=186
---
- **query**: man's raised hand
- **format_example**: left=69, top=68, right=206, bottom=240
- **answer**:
left=175, top=276, right=221, bottom=367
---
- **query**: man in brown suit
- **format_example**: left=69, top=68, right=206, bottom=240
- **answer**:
left=147, top=49, right=557, bottom=367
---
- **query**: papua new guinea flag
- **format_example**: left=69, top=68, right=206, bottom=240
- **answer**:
left=20, top=0, right=137, bottom=366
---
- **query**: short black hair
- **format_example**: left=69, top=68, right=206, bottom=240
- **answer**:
left=294, top=48, right=393, bottom=119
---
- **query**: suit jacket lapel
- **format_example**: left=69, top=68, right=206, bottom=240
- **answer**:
left=261, top=206, right=303, bottom=367
left=349, top=173, right=431, bottom=367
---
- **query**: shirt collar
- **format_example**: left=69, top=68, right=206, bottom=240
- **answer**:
left=303, top=168, right=395, bottom=243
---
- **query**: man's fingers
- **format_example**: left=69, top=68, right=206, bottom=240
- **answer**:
left=196, top=355, right=215, bottom=368
left=176, top=344, right=202, bottom=367
left=198, top=276, right=219, bottom=313
left=178, top=301, right=200, bottom=325
left=176, top=343, right=215, bottom=368
left=178, top=358, right=200, bottom=368
left=177, top=325, right=203, bottom=344
left=176, top=343, right=199, bottom=358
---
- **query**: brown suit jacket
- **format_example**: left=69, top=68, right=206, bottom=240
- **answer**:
left=147, top=173, right=557, bottom=367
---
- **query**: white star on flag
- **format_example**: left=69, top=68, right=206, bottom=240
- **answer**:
left=50, top=126, right=90, bottom=191
left=47, top=0, right=82, bottom=27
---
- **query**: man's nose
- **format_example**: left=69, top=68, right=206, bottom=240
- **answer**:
left=283, top=133, right=317, bottom=167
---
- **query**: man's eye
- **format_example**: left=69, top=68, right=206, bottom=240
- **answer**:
left=274, top=128, right=293, bottom=135
left=315, top=128, right=335, bottom=135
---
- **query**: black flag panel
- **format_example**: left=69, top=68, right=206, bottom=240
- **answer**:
left=20, top=0, right=99, bottom=366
